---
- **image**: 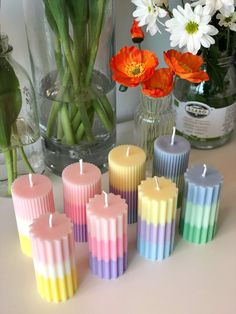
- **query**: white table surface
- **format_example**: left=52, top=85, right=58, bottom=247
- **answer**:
left=1, top=121, right=236, bottom=314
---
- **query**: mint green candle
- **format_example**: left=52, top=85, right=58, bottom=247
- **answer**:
left=180, top=164, right=223, bottom=244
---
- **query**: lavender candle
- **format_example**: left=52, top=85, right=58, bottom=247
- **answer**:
left=180, top=164, right=223, bottom=244
left=153, top=128, right=190, bottom=205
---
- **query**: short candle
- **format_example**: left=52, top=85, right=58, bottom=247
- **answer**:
left=153, top=130, right=190, bottom=205
left=30, top=212, right=77, bottom=303
left=11, top=174, right=55, bottom=257
left=62, top=161, right=102, bottom=242
left=109, top=145, right=146, bottom=224
left=87, top=192, right=128, bottom=280
left=180, top=164, right=223, bottom=244
left=137, top=177, right=178, bottom=261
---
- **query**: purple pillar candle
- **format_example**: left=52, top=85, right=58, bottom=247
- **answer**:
left=153, top=128, right=190, bottom=204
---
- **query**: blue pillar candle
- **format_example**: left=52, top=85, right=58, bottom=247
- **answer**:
left=153, top=128, right=191, bottom=204
left=180, top=164, right=223, bottom=244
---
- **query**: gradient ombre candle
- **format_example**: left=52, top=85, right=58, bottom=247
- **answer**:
left=62, top=160, right=101, bottom=242
left=109, top=145, right=146, bottom=224
left=11, top=174, right=55, bottom=257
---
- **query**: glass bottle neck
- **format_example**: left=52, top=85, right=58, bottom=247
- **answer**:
left=140, top=94, right=172, bottom=114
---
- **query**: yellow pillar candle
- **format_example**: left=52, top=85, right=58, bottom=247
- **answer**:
left=109, top=145, right=146, bottom=224
left=138, top=177, right=178, bottom=261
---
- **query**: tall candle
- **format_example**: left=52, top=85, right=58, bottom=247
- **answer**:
left=153, top=129, right=190, bottom=205
left=109, top=145, right=146, bottom=224
left=11, top=174, right=55, bottom=257
left=62, top=161, right=102, bottom=242
left=30, top=212, right=77, bottom=303
left=180, top=164, right=223, bottom=244
left=87, top=192, right=128, bottom=279
left=137, top=177, right=178, bottom=261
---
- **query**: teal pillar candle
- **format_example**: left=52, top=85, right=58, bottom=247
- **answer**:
left=180, top=164, right=223, bottom=244
left=153, top=130, right=190, bottom=205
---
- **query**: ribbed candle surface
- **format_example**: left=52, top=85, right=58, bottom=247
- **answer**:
left=11, top=174, right=55, bottom=257
left=109, top=145, right=146, bottom=224
left=62, top=162, right=102, bottom=242
left=87, top=193, right=128, bottom=280
left=137, top=177, right=178, bottom=261
left=30, top=213, right=77, bottom=303
left=153, top=135, right=190, bottom=205
left=180, top=165, right=223, bottom=244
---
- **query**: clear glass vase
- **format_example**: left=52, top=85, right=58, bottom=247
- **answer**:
left=0, top=34, right=44, bottom=196
left=134, top=94, right=175, bottom=174
left=173, top=56, right=236, bottom=149
left=22, top=0, right=116, bottom=175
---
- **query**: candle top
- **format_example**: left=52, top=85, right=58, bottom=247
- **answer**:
left=62, top=162, right=101, bottom=186
left=109, top=145, right=146, bottom=167
left=87, top=193, right=127, bottom=219
left=139, top=177, right=178, bottom=201
left=11, top=174, right=53, bottom=199
left=185, top=164, right=223, bottom=187
left=154, top=135, right=190, bottom=155
left=30, top=213, right=73, bottom=241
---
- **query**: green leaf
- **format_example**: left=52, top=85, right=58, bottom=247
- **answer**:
left=0, top=57, right=21, bottom=148
left=66, top=0, right=88, bottom=25
left=43, top=0, right=59, bottom=37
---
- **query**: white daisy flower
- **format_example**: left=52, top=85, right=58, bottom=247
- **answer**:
left=132, top=0, right=168, bottom=35
left=216, top=11, right=236, bottom=31
left=165, top=3, right=219, bottom=54
left=191, top=0, right=235, bottom=17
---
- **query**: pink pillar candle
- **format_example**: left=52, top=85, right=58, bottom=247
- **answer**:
left=30, top=213, right=77, bottom=303
left=87, top=193, right=128, bottom=280
left=62, top=161, right=102, bottom=243
left=11, top=174, right=55, bottom=257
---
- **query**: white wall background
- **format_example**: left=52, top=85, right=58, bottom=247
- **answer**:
left=1, top=0, right=182, bottom=122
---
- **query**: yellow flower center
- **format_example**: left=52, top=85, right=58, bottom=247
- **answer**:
left=126, top=62, right=145, bottom=77
left=185, top=21, right=199, bottom=34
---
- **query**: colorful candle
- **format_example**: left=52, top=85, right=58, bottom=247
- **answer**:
left=180, top=164, right=223, bottom=244
left=62, top=160, right=102, bottom=242
left=153, top=128, right=190, bottom=205
left=30, top=212, right=77, bottom=303
left=11, top=174, right=55, bottom=257
left=109, top=145, right=146, bottom=224
left=87, top=192, right=128, bottom=279
left=137, top=177, right=178, bottom=261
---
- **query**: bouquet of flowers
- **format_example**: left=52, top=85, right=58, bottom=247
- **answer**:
left=110, top=18, right=208, bottom=161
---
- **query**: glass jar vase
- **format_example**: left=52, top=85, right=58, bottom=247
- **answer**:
left=23, top=0, right=116, bottom=175
left=0, top=34, right=44, bottom=196
left=134, top=94, right=175, bottom=174
left=173, top=56, right=236, bottom=149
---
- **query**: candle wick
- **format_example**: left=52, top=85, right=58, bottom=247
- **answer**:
left=154, top=176, right=160, bottom=190
left=126, top=146, right=130, bottom=157
left=202, top=164, right=207, bottom=177
left=170, top=126, right=176, bottom=146
left=29, top=173, right=34, bottom=188
left=49, top=214, right=53, bottom=228
left=103, top=191, right=109, bottom=208
left=79, top=159, right=83, bottom=175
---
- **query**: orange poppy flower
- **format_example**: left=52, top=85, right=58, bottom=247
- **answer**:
left=110, top=46, right=158, bottom=87
left=142, top=68, right=174, bottom=98
left=164, top=49, right=209, bottom=83
left=130, top=20, right=144, bottom=43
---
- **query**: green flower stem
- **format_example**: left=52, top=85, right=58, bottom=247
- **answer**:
left=86, top=0, right=107, bottom=86
left=12, top=147, right=17, bottom=180
left=46, top=70, right=71, bottom=138
left=18, top=146, right=34, bottom=173
left=4, top=149, right=13, bottom=195
left=92, top=99, right=113, bottom=132
left=57, top=112, right=64, bottom=139
left=99, top=95, right=115, bottom=124
left=60, top=104, right=75, bottom=144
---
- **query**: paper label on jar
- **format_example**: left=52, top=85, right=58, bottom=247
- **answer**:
left=173, top=97, right=236, bottom=139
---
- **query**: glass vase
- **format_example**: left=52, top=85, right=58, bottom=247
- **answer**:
left=134, top=94, right=175, bottom=174
left=0, top=34, right=44, bottom=196
left=22, top=0, right=116, bottom=175
left=173, top=56, right=236, bottom=149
